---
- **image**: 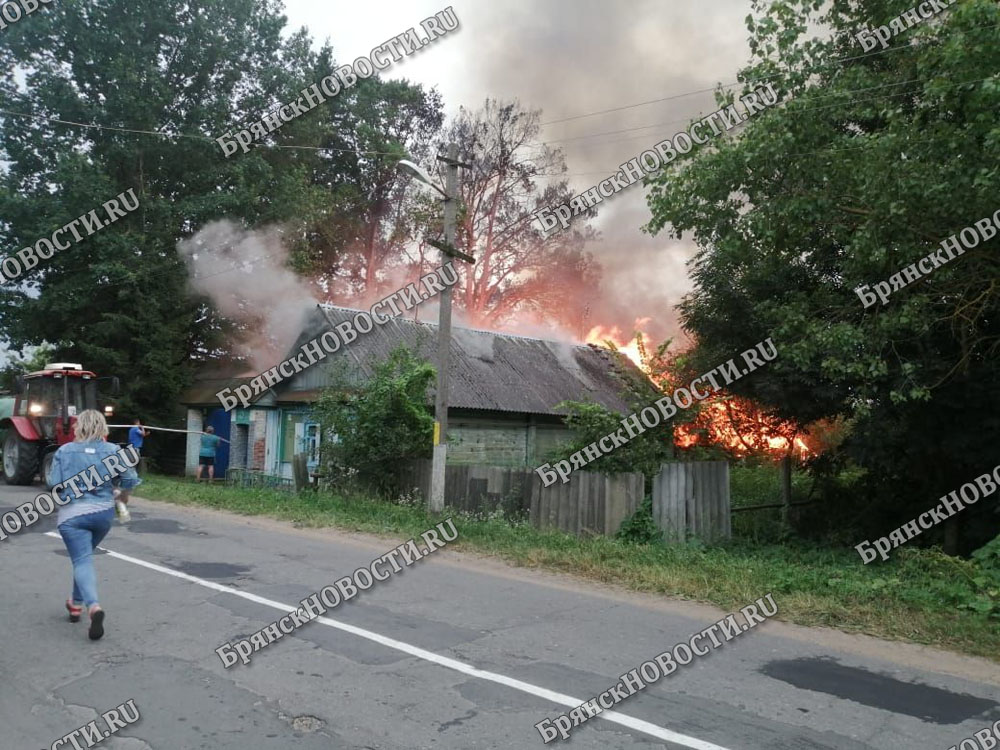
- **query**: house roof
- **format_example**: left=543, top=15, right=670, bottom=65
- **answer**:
left=183, top=305, right=638, bottom=416
left=179, top=375, right=253, bottom=407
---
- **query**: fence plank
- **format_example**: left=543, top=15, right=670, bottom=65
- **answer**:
left=530, top=474, right=541, bottom=526
left=652, top=461, right=730, bottom=543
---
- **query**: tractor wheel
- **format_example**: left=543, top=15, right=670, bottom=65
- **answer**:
left=2, top=430, right=40, bottom=485
left=41, top=451, right=57, bottom=489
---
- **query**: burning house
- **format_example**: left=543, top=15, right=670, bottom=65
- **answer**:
left=179, top=305, right=634, bottom=480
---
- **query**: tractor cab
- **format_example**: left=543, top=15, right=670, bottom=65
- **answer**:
left=0, top=363, right=119, bottom=486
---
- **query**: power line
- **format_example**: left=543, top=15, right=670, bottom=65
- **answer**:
left=559, top=131, right=954, bottom=178
left=499, top=99, right=987, bottom=228
left=3, top=19, right=995, bottom=159
left=0, top=108, right=407, bottom=158
left=537, top=18, right=1000, bottom=128
left=4, top=76, right=986, bottom=274
left=2, top=17, right=995, bottom=292
left=532, top=72, right=994, bottom=159
left=533, top=65, right=996, bottom=149
left=57, top=73, right=986, bottom=287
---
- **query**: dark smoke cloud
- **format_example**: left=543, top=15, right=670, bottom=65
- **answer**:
left=450, top=0, right=752, bottom=344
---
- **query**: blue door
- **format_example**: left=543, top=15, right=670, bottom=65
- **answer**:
left=207, top=408, right=231, bottom=478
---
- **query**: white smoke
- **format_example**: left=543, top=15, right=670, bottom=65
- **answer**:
left=178, top=220, right=317, bottom=371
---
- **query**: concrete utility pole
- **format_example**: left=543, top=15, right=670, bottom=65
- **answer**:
left=397, top=144, right=473, bottom=513
left=430, top=143, right=459, bottom=512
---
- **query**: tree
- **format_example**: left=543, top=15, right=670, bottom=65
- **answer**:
left=0, top=344, right=56, bottom=392
left=553, top=341, right=672, bottom=478
left=437, top=99, right=600, bottom=331
left=0, top=0, right=328, bottom=420
left=644, top=0, right=1000, bottom=551
left=295, top=77, right=444, bottom=303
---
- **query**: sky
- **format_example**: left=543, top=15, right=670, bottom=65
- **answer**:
left=279, top=0, right=755, bottom=344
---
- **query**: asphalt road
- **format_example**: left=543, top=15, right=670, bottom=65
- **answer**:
left=2, top=482, right=999, bottom=750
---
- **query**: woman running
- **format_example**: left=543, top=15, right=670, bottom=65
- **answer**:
left=52, top=409, right=141, bottom=640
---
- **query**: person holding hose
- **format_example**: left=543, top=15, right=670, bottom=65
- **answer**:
left=51, top=409, right=141, bottom=640
left=117, top=418, right=149, bottom=521
left=196, top=425, right=221, bottom=483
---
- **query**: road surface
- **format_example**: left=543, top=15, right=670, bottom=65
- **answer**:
left=2, top=482, right=998, bottom=749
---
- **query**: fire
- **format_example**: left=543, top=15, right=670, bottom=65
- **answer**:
left=585, top=321, right=651, bottom=372
left=582, top=321, right=818, bottom=461
left=674, top=401, right=813, bottom=459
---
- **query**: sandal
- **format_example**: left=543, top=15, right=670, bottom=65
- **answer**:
left=88, top=606, right=105, bottom=641
left=66, top=600, right=82, bottom=623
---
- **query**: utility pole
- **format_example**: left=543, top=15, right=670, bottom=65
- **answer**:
left=396, top=145, right=473, bottom=513
left=429, top=143, right=459, bottom=512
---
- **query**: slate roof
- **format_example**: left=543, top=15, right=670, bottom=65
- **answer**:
left=183, top=305, right=636, bottom=416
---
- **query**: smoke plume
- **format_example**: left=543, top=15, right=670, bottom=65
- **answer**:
left=178, top=220, right=316, bottom=372
left=430, top=0, right=752, bottom=346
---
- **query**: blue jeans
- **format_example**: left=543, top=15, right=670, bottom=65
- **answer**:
left=58, top=509, right=114, bottom=608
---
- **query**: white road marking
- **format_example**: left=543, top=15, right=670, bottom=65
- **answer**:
left=43, top=531, right=734, bottom=750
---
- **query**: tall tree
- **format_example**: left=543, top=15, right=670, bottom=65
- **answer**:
left=645, top=0, right=1000, bottom=550
left=0, top=0, right=325, bottom=419
left=290, top=76, right=444, bottom=303
left=437, top=99, right=599, bottom=330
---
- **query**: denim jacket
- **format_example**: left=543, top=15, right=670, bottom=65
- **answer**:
left=53, top=440, right=141, bottom=526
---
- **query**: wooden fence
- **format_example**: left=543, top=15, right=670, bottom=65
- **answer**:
left=395, top=462, right=533, bottom=517
left=394, top=461, right=642, bottom=537
left=530, top=470, right=643, bottom=537
left=652, top=460, right=731, bottom=542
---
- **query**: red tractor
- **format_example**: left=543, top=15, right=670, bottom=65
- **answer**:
left=0, top=363, right=119, bottom=486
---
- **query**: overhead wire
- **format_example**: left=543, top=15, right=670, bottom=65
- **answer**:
left=495, top=71, right=993, bottom=231
left=3, top=70, right=988, bottom=285
left=536, top=18, right=1000, bottom=127
left=0, top=108, right=408, bottom=158
left=530, top=67, right=996, bottom=149
left=535, top=72, right=994, bottom=160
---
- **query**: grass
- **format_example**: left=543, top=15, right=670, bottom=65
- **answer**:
left=137, top=473, right=1000, bottom=661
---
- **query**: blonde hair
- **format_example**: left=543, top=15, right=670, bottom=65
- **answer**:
left=74, top=409, right=109, bottom=442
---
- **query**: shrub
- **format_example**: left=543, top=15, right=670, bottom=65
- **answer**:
left=314, top=346, right=434, bottom=493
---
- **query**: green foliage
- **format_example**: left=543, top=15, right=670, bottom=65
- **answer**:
left=968, top=536, right=1000, bottom=617
left=0, top=1, right=445, bottom=424
left=0, top=343, right=55, bottom=392
left=616, top=496, right=662, bottom=545
left=313, top=347, right=434, bottom=491
left=0, top=0, right=317, bottom=421
left=972, top=535, right=1000, bottom=574
left=729, top=464, right=805, bottom=544
left=644, top=0, right=1000, bottom=551
left=550, top=400, right=672, bottom=477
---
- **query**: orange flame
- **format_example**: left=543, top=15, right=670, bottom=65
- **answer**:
left=582, top=321, right=817, bottom=461
left=585, top=321, right=650, bottom=372
left=674, top=401, right=813, bottom=459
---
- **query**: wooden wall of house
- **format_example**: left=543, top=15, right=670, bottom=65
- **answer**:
left=447, top=411, right=574, bottom=467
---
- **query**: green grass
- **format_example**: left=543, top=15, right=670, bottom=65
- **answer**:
left=138, top=474, right=1000, bottom=661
